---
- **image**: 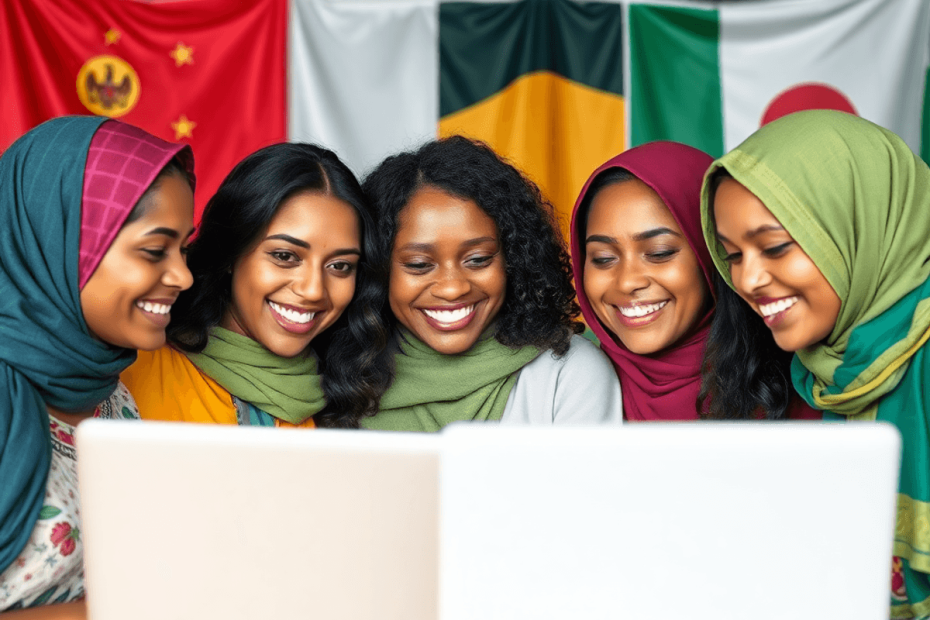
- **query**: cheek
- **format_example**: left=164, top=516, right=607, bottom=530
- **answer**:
left=329, top=275, right=357, bottom=311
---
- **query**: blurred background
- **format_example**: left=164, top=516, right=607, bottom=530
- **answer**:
left=2, top=0, right=928, bottom=239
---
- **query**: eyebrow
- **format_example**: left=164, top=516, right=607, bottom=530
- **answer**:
left=265, top=233, right=360, bottom=256
left=398, top=236, right=498, bottom=252
left=144, top=227, right=184, bottom=239
left=717, top=224, right=786, bottom=244
left=585, top=227, right=681, bottom=245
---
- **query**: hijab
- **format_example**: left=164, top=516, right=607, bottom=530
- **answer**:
left=700, top=109, right=930, bottom=577
left=0, top=117, right=193, bottom=571
left=571, top=142, right=714, bottom=420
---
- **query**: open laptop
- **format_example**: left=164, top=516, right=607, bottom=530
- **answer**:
left=76, top=420, right=439, bottom=620
left=439, top=423, right=901, bottom=620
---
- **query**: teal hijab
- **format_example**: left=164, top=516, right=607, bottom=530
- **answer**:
left=0, top=117, right=137, bottom=571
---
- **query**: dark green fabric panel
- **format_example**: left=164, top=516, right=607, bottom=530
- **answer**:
left=629, top=5, right=723, bottom=157
left=440, top=0, right=623, bottom=117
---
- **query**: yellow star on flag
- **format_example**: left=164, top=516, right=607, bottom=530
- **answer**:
left=171, top=115, right=196, bottom=140
left=104, top=29, right=121, bottom=46
left=170, top=43, right=194, bottom=67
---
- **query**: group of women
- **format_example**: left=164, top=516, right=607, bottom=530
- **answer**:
left=0, top=109, right=927, bottom=618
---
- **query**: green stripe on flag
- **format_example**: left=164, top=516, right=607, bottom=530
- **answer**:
left=440, top=0, right=623, bottom=117
left=629, top=5, right=723, bottom=157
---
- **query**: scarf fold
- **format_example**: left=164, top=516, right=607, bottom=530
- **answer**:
left=362, top=328, right=540, bottom=432
left=570, top=141, right=715, bottom=420
left=0, top=116, right=191, bottom=573
left=185, top=327, right=325, bottom=425
left=699, top=109, right=930, bottom=580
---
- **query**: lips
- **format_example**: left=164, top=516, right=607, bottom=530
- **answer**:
left=267, top=300, right=318, bottom=335
left=135, top=298, right=174, bottom=328
left=757, top=295, right=799, bottom=327
left=419, top=303, right=478, bottom=331
left=613, top=300, right=669, bottom=328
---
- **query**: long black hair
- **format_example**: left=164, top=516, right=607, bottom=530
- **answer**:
left=167, top=143, right=391, bottom=428
left=362, top=135, right=583, bottom=356
left=697, top=170, right=794, bottom=420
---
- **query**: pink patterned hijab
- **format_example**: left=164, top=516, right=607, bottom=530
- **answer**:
left=570, top=142, right=714, bottom=421
left=79, top=120, right=194, bottom=289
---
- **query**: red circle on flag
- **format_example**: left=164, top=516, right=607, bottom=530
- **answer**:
left=760, top=83, right=857, bottom=126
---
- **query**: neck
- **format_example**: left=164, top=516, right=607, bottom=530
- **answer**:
left=47, top=404, right=97, bottom=427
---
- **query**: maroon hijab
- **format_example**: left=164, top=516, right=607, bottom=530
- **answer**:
left=570, top=142, right=714, bottom=421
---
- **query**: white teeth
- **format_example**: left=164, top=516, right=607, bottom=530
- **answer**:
left=268, top=301, right=316, bottom=324
left=759, top=296, right=799, bottom=318
left=618, top=301, right=668, bottom=318
left=136, top=301, right=171, bottom=315
left=422, top=305, right=475, bottom=325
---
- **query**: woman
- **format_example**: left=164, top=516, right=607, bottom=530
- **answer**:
left=570, top=141, right=715, bottom=420
left=701, top=109, right=930, bottom=618
left=121, top=143, right=389, bottom=429
left=0, top=116, right=195, bottom=616
left=360, top=136, right=622, bottom=431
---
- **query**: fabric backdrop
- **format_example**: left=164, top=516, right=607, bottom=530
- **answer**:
left=3, top=0, right=929, bottom=235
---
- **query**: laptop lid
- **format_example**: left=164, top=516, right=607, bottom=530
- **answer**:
left=76, top=420, right=439, bottom=620
left=439, top=423, right=901, bottom=620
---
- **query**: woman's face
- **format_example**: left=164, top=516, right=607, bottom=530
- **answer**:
left=713, top=178, right=841, bottom=352
left=584, top=178, right=709, bottom=355
left=390, top=186, right=507, bottom=355
left=81, top=172, right=195, bottom=351
left=222, top=191, right=361, bottom=358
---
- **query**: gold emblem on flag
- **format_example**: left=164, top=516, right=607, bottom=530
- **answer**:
left=76, top=55, right=140, bottom=118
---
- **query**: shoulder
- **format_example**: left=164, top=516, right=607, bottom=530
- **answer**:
left=523, top=335, right=616, bottom=376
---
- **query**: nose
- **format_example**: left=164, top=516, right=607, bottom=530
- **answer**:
left=431, top=264, right=471, bottom=301
left=733, top=252, right=771, bottom=295
left=164, top=253, right=194, bottom=291
left=291, top=265, right=326, bottom=303
left=615, top=259, right=650, bottom=295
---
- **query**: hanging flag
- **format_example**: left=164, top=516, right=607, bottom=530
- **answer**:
left=629, top=0, right=930, bottom=158
left=0, top=0, right=287, bottom=221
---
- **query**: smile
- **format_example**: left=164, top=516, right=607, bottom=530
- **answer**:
left=419, top=304, right=478, bottom=330
left=617, top=301, right=667, bottom=318
left=135, top=299, right=173, bottom=328
left=268, top=300, right=318, bottom=335
left=136, top=300, right=171, bottom=315
left=759, top=296, right=799, bottom=318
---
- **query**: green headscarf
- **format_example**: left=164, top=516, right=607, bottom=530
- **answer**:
left=700, top=110, right=930, bottom=611
left=186, top=327, right=325, bottom=424
left=361, top=328, right=540, bottom=432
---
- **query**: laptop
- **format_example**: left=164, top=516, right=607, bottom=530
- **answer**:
left=76, top=420, right=439, bottom=620
left=439, top=423, right=901, bottom=620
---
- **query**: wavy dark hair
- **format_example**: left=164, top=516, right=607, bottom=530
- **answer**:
left=167, top=143, right=391, bottom=428
left=697, top=170, right=794, bottom=420
left=361, top=135, right=583, bottom=359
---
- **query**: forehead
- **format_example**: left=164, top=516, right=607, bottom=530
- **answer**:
left=124, top=173, right=193, bottom=228
left=713, top=179, right=781, bottom=235
left=268, top=191, right=360, bottom=239
left=396, top=187, right=498, bottom=242
left=586, top=178, right=681, bottom=236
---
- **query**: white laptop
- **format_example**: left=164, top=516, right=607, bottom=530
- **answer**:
left=76, top=420, right=439, bottom=620
left=439, top=423, right=901, bottom=620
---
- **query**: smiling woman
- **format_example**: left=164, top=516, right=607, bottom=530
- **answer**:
left=700, top=110, right=930, bottom=617
left=0, top=117, right=195, bottom=615
left=570, top=142, right=714, bottom=421
left=120, top=143, right=389, bottom=429
left=360, top=136, right=623, bottom=431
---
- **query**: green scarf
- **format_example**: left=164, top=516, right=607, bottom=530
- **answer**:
left=700, top=110, right=930, bottom=607
left=362, top=328, right=540, bottom=432
left=186, top=327, right=325, bottom=424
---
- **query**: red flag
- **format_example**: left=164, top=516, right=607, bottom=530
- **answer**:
left=1, top=0, right=287, bottom=221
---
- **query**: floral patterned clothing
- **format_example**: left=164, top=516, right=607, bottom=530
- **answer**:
left=0, top=383, right=138, bottom=611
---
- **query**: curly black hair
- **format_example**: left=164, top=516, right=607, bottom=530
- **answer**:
left=361, top=135, right=583, bottom=359
left=697, top=170, right=794, bottom=420
left=167, top=142, right=391, bottom=428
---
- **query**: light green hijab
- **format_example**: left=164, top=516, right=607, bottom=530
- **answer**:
left=700, top=110, right=930, bottom=415
left=700, top=110, right=930, bottom=611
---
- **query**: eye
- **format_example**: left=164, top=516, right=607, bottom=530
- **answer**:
left=464, top=254, right=494, bottom=268
left=142, top=248, right=167, bottom=261
left=269, top=250, right=298, bottom=264
left=400, top=258, right=434, bottom=273
left=180, top=245, right=190, bottom=257
left=589, top=255, right=616, bottom=267
left=328, top=260, right=357, bottom=276
left=722, top=251, right=742, bottom=264
left=646, top=249, right=679, bottom=262
left=762, top=242, right=793, bottom=257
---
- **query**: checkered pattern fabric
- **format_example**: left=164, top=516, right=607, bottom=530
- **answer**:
left=79, top=120, right=194, bottom=289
